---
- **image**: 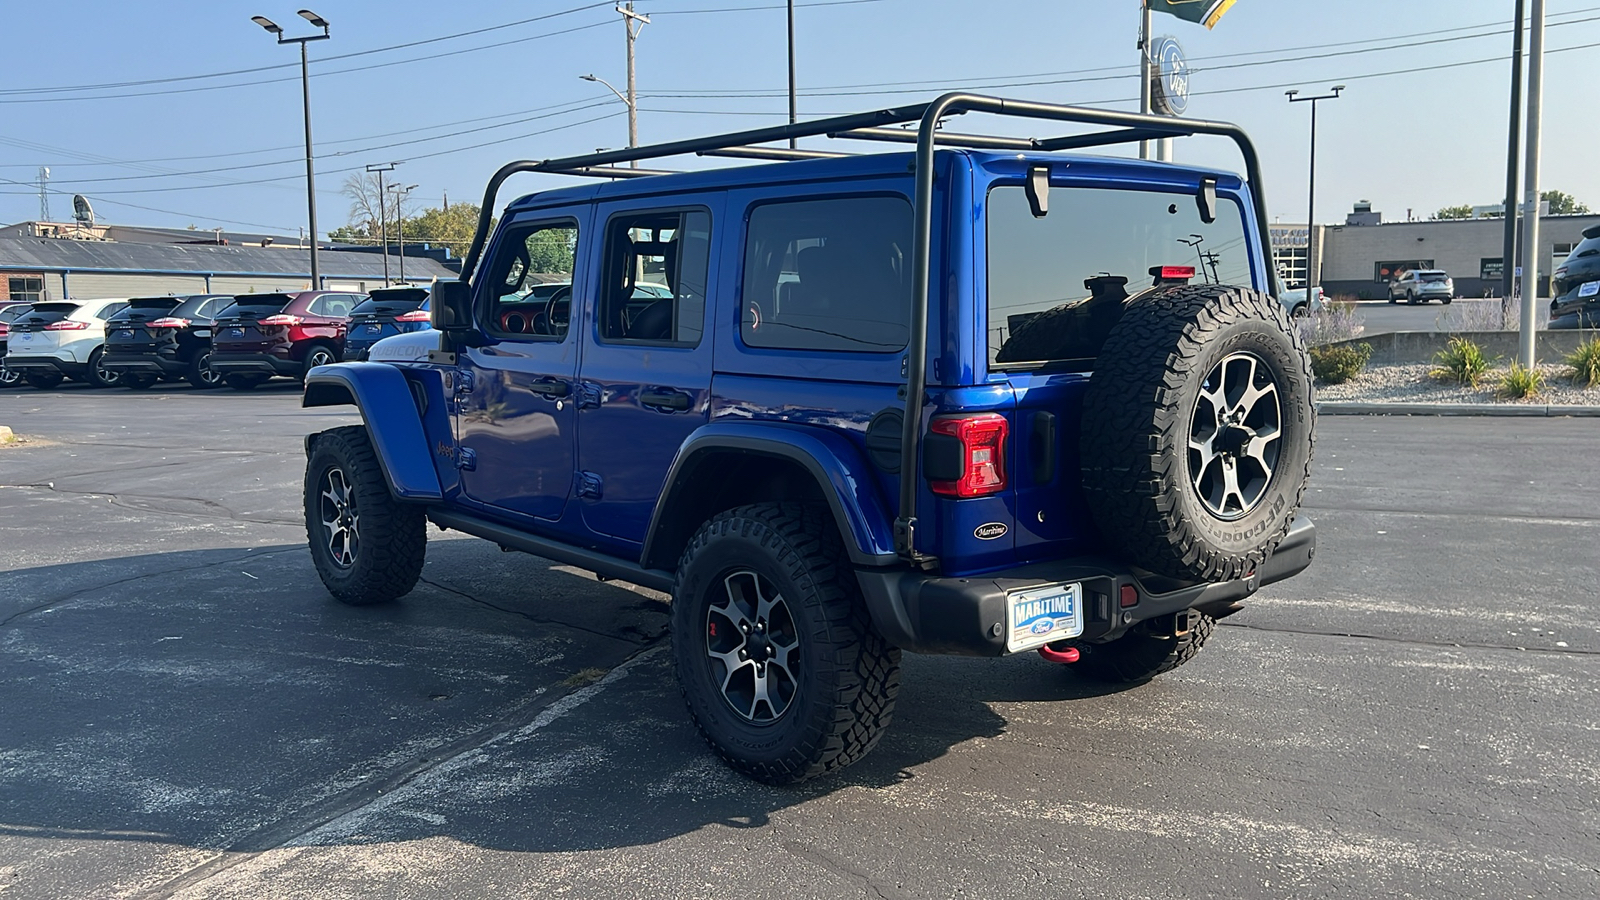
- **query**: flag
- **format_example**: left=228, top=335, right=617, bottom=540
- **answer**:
left=1148, top=0, right=1237, bottom=29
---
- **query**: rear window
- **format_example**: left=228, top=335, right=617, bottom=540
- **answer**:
left=1571, top=237, right=1600, bottom=260
left=350, top=289, right=427, bottom=317
left=170, top=295, right=229, bottom=319
left=740, top=195, right=912, bottom=353
left=110, top=297, right=182, bottom=322
left=215, top=295, right=293, bottom=319
left=13, top=303, right=77, bottom=326
left=1420, top=272, right=1450, bottom=282
left=986, top=184, right=1252, bottom=368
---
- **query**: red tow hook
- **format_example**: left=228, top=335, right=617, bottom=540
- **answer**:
left=1037, top=642, right=1080, bottom=664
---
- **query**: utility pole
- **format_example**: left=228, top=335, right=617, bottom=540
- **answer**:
left=1287, top=86, right=1345, bottom=292
left=366, top=162, right=398, bottom=286
left=37, top=167, right=50, bottom=222
left=620, top=3, right=650, bottom=167
left=1518, top=0, right=1546, bottom=367
left=253, top=10, right=331, bottom=289
left=1500, top=0, right=1526, bottom=325
left=788, top=0, right=798, bottom=149
left=389, top=183, right=417, bottom=285
left=1138, top=1, right=1152, bottom=160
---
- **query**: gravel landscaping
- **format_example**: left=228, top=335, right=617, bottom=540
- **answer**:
left=1314, top=362, right=1600, bottom=405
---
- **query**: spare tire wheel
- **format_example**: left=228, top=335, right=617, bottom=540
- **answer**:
left=1079, top=283, right=1314, bottom=583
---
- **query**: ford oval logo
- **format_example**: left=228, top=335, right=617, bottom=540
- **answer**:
left=1030, top=619, right=1055, bottom=634
left=974, top=522, right=1008, bottom=541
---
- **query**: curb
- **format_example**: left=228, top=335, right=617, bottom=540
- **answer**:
left=1317, top=402, right=1600, bottom=417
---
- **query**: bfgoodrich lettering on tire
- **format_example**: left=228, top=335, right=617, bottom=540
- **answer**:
left=304, top=425, right=426, bottom=605
left=673, top=502, right=900, bottom=785
left=1080, top=283, right=1314, bottom=583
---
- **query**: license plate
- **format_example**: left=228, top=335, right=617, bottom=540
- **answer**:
left=365, top=324, right=383, bottom=333
left=1580, top=281, right=1599, bottom=298
left=228, top=328, right=244, bottom=337
left=18, top=332, right=31, bottom=342
left=117, top=330, right=133, bottom=339
left=1005, top=582, right=1083, bottom=653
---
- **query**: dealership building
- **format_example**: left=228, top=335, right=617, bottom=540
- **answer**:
left=0, top=221, right=457, bottom=303
left=1272, top=201, right=1600, bottom=300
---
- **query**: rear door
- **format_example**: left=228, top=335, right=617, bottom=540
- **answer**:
left=575, top=200, right=719, bottom=545
left=214, top=296, right=293, bottom=352
left=455, top=211, right=587, bottom=521
left=7, top=303, right=78, bottom=355
left=107, top=298, right=181, bottom=355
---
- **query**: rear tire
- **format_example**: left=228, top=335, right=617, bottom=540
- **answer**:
left=1080, top=283, right=1314, bottom=583
left=188, top=350, right=222, bottom=389
left=301, top=344, right=337, bottom=380
left=86, top=347, right=121, bottom=388
left=304, top=425, right=426, bottom=605
left=673, top=502, right=900, bottom=785
left=1073, top=611, right=1215, bottom=683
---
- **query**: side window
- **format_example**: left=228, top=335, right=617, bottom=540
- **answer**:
left=483, top=220, right=579, bottom=340
left=100, top=302, right=128, bottom=319
left=740, top=195, right=911, bottom=353
left=598, top=209, right=710, bottom=345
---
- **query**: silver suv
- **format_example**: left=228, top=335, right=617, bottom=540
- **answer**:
left=1387, top=268, right=1454, bottom=304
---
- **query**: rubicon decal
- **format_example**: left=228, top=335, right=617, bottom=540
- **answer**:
left=974, top=522, right=1009, bottom=540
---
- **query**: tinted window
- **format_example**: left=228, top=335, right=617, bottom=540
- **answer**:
left=350, top=288, right=429, bottom=317
left=1, top=305, right=34, bottom=324
left=484, top=220, right=578, bottom=340
left=216, top=296, right=292, bottom=319
left=1571, top=237, right=1600, bottom=259
left=110, top=298, right=182, bottom=322
left=309, top=293, right=362, bottom=318
left=741, top=196, right=911, bottom=353
left=599, top=209, right=710, bottom=345
left=172, top=296, right=227, bottom=320
left=1420, top=272, right=1450, bottom=282
left=986, top=185, right=1252, bottom=367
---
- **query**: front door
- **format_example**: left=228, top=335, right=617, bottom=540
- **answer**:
left=576, top=201, right=719, bottom=545
left=456, top=213, right=587, bottom=521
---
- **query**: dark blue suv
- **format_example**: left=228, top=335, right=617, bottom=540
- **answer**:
left=300, top=95, right=1317, bottom=784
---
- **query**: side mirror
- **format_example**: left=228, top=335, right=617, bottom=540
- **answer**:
left=431, top=280, right=473, bottom=334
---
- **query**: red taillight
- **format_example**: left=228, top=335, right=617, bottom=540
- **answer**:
left=43, top=320, right=90, bottom=331
left=0, top=323, right=8, bottom=337
left=257, top=314, right=302, bottom=326
left=394, top=309, right=431, bottom=322
left=1159, top=265, right=1195, bottom=280
left=148, top=317, right=191, bottom=328
left=929, top=413, right=1009, bottom=498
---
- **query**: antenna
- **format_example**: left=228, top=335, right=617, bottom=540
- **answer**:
left=38, top=167, right=50, bottom=222
left=72, top=194, right=95, bottom=227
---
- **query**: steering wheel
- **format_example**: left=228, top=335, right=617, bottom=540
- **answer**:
left=544, top=286, right=573, bottom=336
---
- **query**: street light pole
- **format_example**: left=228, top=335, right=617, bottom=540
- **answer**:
left=253, top=11, right=330, bottom=289
left=1138, top=0, right=1152, bottom=160
left=366, top=162, right=397, bottom=286
left=389, top=183, right=417, bottom=285
left=580, top=73, right=636, bottom=165
left=1287, top=85, right=1345, bottom=292
left=1500, top=0, right=1527, bottom=324
left=1518, top=0, right=1546, bottom=367
left=788, top=0, right=798, bottom=149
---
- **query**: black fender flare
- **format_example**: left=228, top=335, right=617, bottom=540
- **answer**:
left=641, top=422, right=898, bottom=569
left=302, top=362, right=443, bottom=501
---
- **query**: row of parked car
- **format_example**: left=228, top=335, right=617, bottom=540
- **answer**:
left=0, top=286, right=432, bottom=391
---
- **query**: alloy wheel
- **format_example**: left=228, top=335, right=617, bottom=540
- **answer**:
left=704, top=569, right=801, bottom=723
left=198, top=352, right=222, bottom=386
left=318, top=466, right=360, bottom=568
left=307, top=347, right=335, bottom=369
left=1187, top=351, right=1282, bottom=520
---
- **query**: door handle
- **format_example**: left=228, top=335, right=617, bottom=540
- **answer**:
left=528, top=378, right=570, bottom=398
left=640, top=389, right=691, bottom=411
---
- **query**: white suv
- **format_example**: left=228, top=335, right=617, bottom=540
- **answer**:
left=4, top=298, right=129, bottom=388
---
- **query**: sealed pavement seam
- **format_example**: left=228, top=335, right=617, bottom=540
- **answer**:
left=1221, top=621, right=1600, bottom=656
left=1317, top=401, right=1600, bottom=417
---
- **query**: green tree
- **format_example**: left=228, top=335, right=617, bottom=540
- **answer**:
left=1432, top=204, right=1473, bottom=220
left=405, top=203, right=489, bottom=257
left=1541, top=190, right=1591, bottom=216
left=327, top=224, right=375, bottom=245
left=526, top=227, right=575, bottom=275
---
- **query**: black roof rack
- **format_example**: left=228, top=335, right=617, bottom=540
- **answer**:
left=452, top=91, right=1272, bottom=565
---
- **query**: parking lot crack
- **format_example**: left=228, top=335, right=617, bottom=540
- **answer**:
left=1, top=481, right=300, bottom=528
left=1220, top=621, right=1600, bottom=657
left=0, top=546, right=303, bottom=629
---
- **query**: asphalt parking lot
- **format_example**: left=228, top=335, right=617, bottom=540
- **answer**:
left=1344, top=296, right=1510, bottom=336
left=2, top=383, right=1597, bottom=899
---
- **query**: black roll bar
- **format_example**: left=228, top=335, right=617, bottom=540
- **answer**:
left=447, top=92, right=1274, bottom=567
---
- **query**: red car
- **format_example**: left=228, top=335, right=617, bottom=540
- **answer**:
left=208, top=290, right=365, bottom=390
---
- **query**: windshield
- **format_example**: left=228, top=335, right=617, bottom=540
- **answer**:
left=986, top=184, right=1253, bottom=367
left=215, top=295, right=293, bottom=319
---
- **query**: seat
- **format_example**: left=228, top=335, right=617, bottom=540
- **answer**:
left=627, top=298, right=674, bottom=341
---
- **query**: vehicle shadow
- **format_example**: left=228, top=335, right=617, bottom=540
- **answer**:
left=0, top=538, right=1136, bottom=858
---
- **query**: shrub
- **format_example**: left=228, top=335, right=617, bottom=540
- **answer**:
left=1436, top=296, right=1551, bottom=333
left=1431, top=337, right=1492, bottom=387
left=1496, top=361, right=1544, bottom=400
left=1298, top=300, right=1365, bottom=347
left=1308, top=342, right=1372, bottom=384
left=1564, top=336, right=1600, bottom=388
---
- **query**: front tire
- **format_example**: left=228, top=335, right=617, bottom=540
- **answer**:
left=673, top=502, right=900, bottom=785
left=304, top=425, right=426, bottom=605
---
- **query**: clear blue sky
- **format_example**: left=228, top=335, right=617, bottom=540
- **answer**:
left=2, top=0, right=1594, bottom=239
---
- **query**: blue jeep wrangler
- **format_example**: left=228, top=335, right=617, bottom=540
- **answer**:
left=301, top=94, right=1316, bottom=784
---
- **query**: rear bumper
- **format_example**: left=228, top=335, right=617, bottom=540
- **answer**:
left=210, top=352, right=298, bottom=377
left=855, top=517, right=1316, bottom=657
left=102, top=351, right=186, bottom=376
left=3, top=355, right=87, bottom=378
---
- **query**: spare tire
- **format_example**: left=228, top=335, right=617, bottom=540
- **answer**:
left=1080, top=283, right=1314, bottom=583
